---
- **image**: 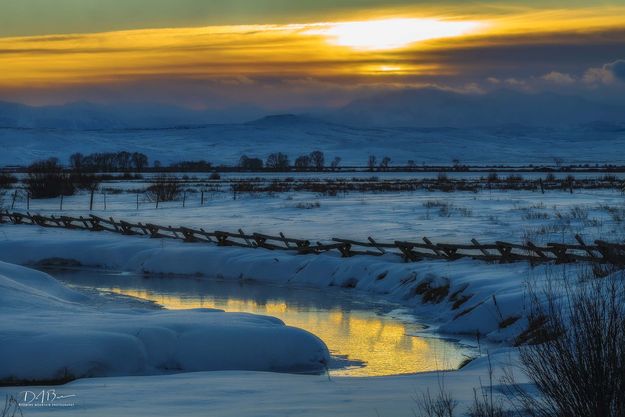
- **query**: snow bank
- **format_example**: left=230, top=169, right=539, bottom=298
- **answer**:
left=0, top=261, right=330, bottom=382
left=0, top=348, right=521, bottom=417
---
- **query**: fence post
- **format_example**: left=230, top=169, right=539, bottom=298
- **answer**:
left=89, top=189, right=94, bottom=211
left=11, top=189, right=17, bottom=210
left=26, top=192, right=30, bottom=210
left=60, top=194, right=63, bottom=211
left=103, top=192, right=107, bottom=210
left=201, top=191, right=204, bottom=206
left=136, top=193, right=139, bottom=210
left=183, top=191, right=186, bottom=208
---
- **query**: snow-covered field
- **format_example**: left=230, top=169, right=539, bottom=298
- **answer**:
left=8, top=187, right=625, bottom=245
left=2, top=121, right=625, bottom=166
left=2, top=167, right=623, bottom=415
left=0, top=184, right=618, bottom=415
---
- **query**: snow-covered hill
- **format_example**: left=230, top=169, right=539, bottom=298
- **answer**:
left=1, top=120, right=624, bottom=166
left=328, top=88, right=625, bottom=128
left=0, top=101, right=265, bottom=130
left=1, top=88, right=625, bottom=167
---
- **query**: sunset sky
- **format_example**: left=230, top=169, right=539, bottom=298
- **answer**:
left=1, top=0, right=624, bottom=110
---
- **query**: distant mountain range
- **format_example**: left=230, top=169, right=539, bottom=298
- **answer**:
left=324, top=88, right=625, bottom=128
left=0, top=101, right=265, bottom=130
left=1, top=88, right=624, bottom=130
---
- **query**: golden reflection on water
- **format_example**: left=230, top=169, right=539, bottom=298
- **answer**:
left=109, top=288, right=466, bottom=376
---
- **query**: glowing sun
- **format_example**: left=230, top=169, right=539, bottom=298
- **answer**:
left=308, top=18, right=482, bottom=50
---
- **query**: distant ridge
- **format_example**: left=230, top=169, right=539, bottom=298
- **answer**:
left=1, top=87, right=625, bottom=130
left=325, top=88, right=625, bottom=128
left=246, top=114, right=328, bottom=127
left=0, top=101, right=265, bottom=130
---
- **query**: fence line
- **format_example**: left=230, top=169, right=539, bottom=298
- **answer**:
left=1, top=210, right=624, bottom=267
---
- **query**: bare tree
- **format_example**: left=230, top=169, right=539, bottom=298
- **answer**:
left=239, top=155, right=264, bottom=170
left=330, top=156, right=341, bottom=171
left=309, top=150, right=325, bottom=171
left=131, top=152, right=149, bottom=172
left=380, top=156, right=391, bottom=171
left=367, top=155, right=377, bottom=171
left=553, top=157, right=564, bottom=168
left=266, top=153, right=290, bottom=171
left=294, top=155, right=311, bottom=171
left=69, top=152, right=84, bottom=173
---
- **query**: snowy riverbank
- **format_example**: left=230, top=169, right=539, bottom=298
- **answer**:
left=0, top=257, right=517, bottom=415
left=0, top=223, right=572, bottom=344
left=0, top=261, right=329, bottom=383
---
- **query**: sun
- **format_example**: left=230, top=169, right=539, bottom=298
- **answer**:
left=308, top=18, right=482, bottom=51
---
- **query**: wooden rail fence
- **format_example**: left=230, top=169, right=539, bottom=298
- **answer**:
left=1, top=210, right=624, bottom=266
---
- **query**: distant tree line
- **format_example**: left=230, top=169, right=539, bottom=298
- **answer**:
left=367, top=155, right=392, bottom=172
left=70, top=151, right=149, bottom=173
left=238, top=151, right=341, bottom=172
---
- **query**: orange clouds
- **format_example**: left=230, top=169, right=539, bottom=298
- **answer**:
left=0, top=6, right=624, bottom=106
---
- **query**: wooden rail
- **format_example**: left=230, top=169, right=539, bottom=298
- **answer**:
left=1, top=210, right=624, bottom=266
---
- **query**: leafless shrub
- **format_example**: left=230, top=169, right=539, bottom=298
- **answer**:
left=71, top=173, right=101, bottom=191
left=414, top=384, right=458, bottom=417
left=505, top=174, right=523, bottom=184
left=568, top=206, right=588, bottom=220
left=467, top=354, right=507, bottom=417
left=26, top=158, right=75, bottom=198
left=437, top=172, right=449, bottom=183
left=423, top=200, right=448, bottom=209
left=293, top=201, right=320, bottom=209
left=1, top=396, right=22, bottom=417
left=522, top=211, right=549, bottom=220
left=0, top=173, right=17, bottom=189
left=422, top=200, right=472, bottom=217
left=456, top=207, right=473, bottom=217
left=145, top=175, right=181, bottom=202
left=507, top=271, right=625, bottom=417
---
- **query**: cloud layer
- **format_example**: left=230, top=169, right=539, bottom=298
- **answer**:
left=1, top=5, right=624, bottom=109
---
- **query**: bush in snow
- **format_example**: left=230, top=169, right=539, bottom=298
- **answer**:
left=0, top=173, right=17, bottom=189
left=415, top=386, right=458, bottom=417
left=145, top=175, right=181, bottom=202
left=26, top=158, right=75, bottom=199
left=1, top=395, right=21, bottom=417
left=507, top=271, right=625, bottom=417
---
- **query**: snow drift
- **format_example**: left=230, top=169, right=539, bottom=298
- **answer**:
left=0, top=262, right=330, bottom=383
